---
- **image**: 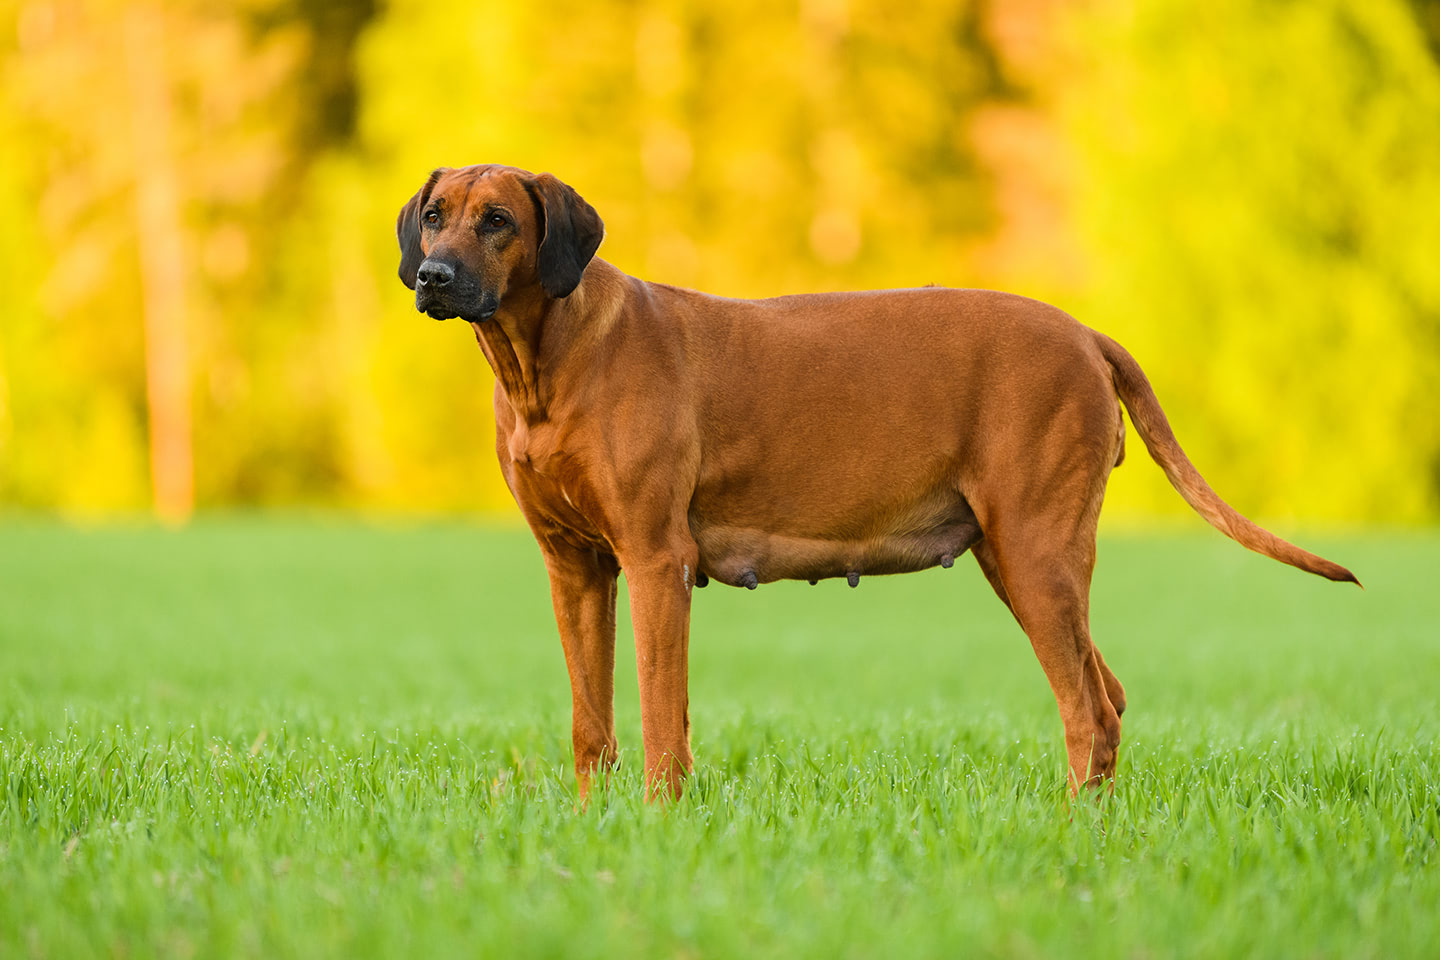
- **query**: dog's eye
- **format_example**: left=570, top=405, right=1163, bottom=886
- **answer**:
left=488, top=214, right=508, bottom=229
left=424, top=211, right=439, bottom=225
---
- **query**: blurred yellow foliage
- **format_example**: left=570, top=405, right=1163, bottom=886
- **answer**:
left=1, top=0, right=1436, bottom=522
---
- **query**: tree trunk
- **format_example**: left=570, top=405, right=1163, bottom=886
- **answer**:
left=124, top=6, right=193, bottom=523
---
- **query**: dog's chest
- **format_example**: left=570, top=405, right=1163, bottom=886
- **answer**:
left=503, top=421, right=610, bottom=543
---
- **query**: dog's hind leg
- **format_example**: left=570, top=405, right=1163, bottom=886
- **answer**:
left=1090, top=643, right=1126, bottom=719
left=539, top=537, right=622, bottom=801
left=976, top=536, right=1125, bottom=719
left=973, top=538, right=1016, bottom=618
left=974, top=477, right=1122, bottom=794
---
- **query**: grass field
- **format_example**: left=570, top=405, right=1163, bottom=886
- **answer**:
left=1, top=520, right=1437, bottom=958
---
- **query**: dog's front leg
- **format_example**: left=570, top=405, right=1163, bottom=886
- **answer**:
left=621, top=543, right=700, bottom=801
left=540, top=539, right=622, bottom=800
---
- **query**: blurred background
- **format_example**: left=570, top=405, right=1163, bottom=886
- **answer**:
left=1, top=0, right=1437, bottom=524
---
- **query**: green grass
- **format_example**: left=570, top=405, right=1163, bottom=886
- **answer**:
left=1, top=519, right=1437, bottom=958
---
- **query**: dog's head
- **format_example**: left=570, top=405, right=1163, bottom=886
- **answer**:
left=396, top=165, right=604, bottom=322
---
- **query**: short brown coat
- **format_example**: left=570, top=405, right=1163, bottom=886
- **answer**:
left=396, top=164, right=1356, bottom=799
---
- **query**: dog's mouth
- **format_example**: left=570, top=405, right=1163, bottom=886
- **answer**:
left=416, top=292, right=499, bottom=323
left=462, top=292, right=500, bottom=322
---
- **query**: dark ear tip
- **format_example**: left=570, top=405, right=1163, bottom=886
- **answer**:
left=539, top=267, right=583, bottom=300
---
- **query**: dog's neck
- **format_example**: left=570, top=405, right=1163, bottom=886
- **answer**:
left=470, top=305, right=543, bottom=423
left=469, top=260, right=627, bottom=425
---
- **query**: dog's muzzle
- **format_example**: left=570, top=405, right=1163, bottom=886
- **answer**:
left=414, top=258, right=498, bottom=321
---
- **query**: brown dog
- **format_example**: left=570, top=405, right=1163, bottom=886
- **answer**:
left=395, top=164, right=1358, bottom=799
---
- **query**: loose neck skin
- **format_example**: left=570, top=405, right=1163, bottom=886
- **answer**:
left=467, top=259, right=631, bottom=427
left=470, top=294, right=545, bottom=424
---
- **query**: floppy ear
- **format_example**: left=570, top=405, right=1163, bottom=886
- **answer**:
left=525, top=173, right=605, bottom=299
left=396, top=168, right=445, bottom=290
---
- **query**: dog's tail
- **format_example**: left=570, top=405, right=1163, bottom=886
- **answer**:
left=1094, top=331, right=1359, bottom=585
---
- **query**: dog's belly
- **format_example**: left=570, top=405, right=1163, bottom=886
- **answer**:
left=688, top=490, right=981, bottom=587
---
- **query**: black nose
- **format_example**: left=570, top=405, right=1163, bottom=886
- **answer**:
left=416, top=260, right=454, bottom=287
